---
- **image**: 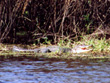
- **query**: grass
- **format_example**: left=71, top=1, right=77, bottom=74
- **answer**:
left=0, top=35, right=110, bottom=61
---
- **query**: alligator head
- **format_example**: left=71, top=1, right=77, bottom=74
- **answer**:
left=71, top=45, right=93, bottom=53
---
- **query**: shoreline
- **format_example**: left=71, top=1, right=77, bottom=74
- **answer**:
left=0, top=51, right=110, bottom=61
left=0, top=40, right=110, bottom=61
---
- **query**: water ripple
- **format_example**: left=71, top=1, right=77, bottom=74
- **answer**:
left=0, top=59, right=110, bottom=83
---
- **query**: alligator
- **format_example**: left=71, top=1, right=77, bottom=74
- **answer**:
left=13, top=45, right=93, bottom=53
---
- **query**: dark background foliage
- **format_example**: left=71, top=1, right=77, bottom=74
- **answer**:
left=0, top=0, right=110, bottom=44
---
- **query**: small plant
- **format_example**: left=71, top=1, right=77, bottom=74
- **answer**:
left=42, top=37, right=51, bottom=45
left=83, top=14, right=90, bottom=22
left=24, top=11, right=29, bottom=16
left=57, top=37, right=72, bottom=47
left=93, top=38, right=109, bottom=52
left=58, top=39, right=66, bottom=46
left=83, top=14, right=93, bottom=34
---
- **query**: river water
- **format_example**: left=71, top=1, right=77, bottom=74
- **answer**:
left=0, top=57, right=110, bottom=83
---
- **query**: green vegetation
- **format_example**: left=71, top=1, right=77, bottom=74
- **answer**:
left=0, top=0, right=110, bottom=61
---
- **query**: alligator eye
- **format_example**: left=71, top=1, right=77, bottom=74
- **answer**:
left=81, top=48, right=86, bottom=50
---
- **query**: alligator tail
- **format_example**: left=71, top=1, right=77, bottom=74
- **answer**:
left=13, top=46, right=35, bottom=52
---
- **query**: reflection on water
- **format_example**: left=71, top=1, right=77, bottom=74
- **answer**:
left=0, top=58, right=110, bottom=83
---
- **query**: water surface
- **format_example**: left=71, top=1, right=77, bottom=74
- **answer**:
left=0, top=57, right=110, bottom=83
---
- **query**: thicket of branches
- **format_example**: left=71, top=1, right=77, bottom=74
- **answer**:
left=0, top=0, right=110, bottom=44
